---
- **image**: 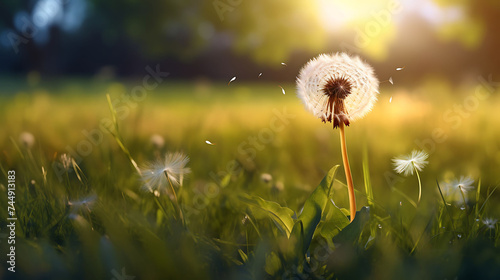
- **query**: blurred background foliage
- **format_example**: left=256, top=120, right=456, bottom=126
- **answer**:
left=1, top=0, right=500, bottom=81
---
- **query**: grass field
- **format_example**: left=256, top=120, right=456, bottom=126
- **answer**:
left=0, top=77, right=499, bottom=279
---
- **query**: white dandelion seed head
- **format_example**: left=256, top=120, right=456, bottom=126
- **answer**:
left=392, top=150, right=429, bottom=176
left=140, top=152, right=191, bottom=193
left=440, top=176, right=475, bottom=204
left=296, top=53, right=379, bottom=128
left=452, top=176, right=475, bottom=193
left=483, top=218, right=497, bottom=229
left=19, top=131, right=35, bottom=148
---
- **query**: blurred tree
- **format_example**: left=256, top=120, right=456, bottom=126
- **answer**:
left=206, top=0, right=327, bottom=65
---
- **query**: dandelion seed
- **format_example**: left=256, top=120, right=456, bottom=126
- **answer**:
left=296, top=52, right=379, bottom=221
left=281, top=62, right=287, bottom=66
left=389, top=77, right=394, bottom=85
left=258, top=73, right=263, bottom=77
left=141, top=152, right=191, bottom=193
left=483, top=218, right=497, bottom=229
left=279, top=85, right=286, bottom=95
left=228, top=76, right=236, bottom=85
left=392, top=150, right=428, bottom=176
left=19, top=131, right=35, bottom=148
left=396, top=67, right=405, bottom=71
left=205, top=140, right=215, bottom=145
left=389, top=96, right=392, bottom=103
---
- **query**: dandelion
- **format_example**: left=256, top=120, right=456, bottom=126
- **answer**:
left=442, top=176, right=475, bottom=206
left=205, top=140, right=215, bottom=145
left=141, top=152, right=190, bottom=225
left=296, top=52, right=379, bottom=221
left=297, top=53, right=379, bottom=128
left=393, top=150, right=429, bottom=203
left=228, top=76, right=236, bottom=85
left=393, top=150, right=428, bottom=176
left=389, top=77, right=394, bottom=85
left=483, top=218, right=497, bottom=229
left=19, top=131, right=35, bottom=148
left=141, top=152, right=191, bottom=193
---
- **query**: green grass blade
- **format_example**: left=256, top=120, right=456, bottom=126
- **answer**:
left=363, top=147, right=374, bottom=208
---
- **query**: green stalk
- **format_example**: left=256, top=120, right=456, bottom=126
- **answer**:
left=412, top=163, right=422, bottom=204
left=339, top=123, right=356, bottom=222
left=164, top=171, right=185, bottom=227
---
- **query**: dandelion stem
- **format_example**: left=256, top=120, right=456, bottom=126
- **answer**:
left=339, top=123, right=356, bottom=222
left=413, top=164, right=422, bottom=204
left=436, top=180, right=456, bottom=233
left=164, top=171, right=185, bottom=227
left=459, top=187, right=470, bottom=232
left=154, top=196, right=169, bottom=219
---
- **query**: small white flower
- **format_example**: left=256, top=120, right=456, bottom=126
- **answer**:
left=392, top=150, right=429, bottom=176
left=483, top=218, right=497, bottom=229
left=296, top=53, right=379, bottom=128
left=141, top=152, right=191, bottom=193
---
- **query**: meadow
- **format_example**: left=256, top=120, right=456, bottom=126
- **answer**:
left=0, top=77, right=499, bottom=279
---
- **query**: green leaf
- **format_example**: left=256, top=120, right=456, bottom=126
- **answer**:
left=319, top=200, right=350, bottom=241
left=239, top=194, right=295, bottom=237
left=363, top=147, right=374, bottom=208
left=332, top=207, right=370, bottom=245
left=290, top=165, right=340, bottom=256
